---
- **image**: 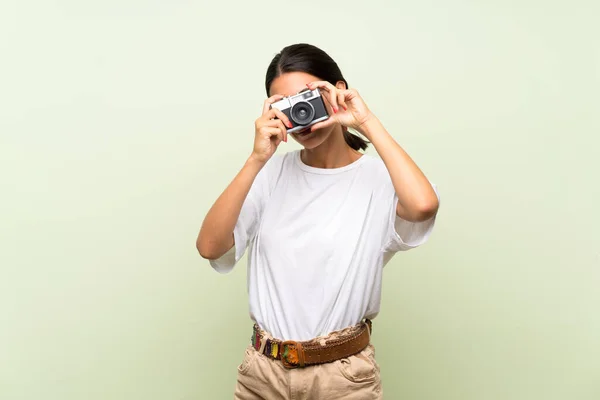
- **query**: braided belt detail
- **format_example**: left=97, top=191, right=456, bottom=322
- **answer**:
left=251, top=319, right=373, bottom=369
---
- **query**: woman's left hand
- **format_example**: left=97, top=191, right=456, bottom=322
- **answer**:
left=306, top=81, right=375, bottom=134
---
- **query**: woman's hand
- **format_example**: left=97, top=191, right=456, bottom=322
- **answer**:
left=306, top=81, right=375, bottom=135
left=250, top=94, right=293, bottom=164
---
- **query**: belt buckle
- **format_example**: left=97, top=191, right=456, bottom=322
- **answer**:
left=281, top=341, right=305, bottom=369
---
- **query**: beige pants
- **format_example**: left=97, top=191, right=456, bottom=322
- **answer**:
left=234, top=323, right=383, bottom=399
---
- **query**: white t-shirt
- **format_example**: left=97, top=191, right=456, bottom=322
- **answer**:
left=210, top=150, right=439, bottom=341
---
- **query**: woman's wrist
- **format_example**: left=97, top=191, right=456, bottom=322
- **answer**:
left=355, top=113, right=384, bottom=139
left=247, top=153, right=268, bottom=171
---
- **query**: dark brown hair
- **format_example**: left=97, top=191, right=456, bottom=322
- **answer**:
left=265, top=43, right=369, bottom=151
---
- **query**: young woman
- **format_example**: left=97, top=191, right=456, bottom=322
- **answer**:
left=197, top=43, right=440, bottom=400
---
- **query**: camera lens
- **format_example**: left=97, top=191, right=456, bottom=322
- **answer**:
left=290, top=101, right=315, bottom=126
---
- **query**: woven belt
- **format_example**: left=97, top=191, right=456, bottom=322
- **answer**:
left=251, top=319, right=373, bottom=369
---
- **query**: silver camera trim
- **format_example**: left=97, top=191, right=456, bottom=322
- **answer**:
left=270, top=88, right=329, bottom=133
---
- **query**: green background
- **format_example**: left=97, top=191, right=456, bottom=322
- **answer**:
left=1, top=0, right=599, bottom=399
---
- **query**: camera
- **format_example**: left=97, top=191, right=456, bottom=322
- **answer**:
left=270, top=88, right=330, bottom=133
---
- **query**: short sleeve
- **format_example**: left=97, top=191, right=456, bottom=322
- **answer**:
left=383, top=182, right=440, bottom=253
left=209, top=160, right=272, bottom=274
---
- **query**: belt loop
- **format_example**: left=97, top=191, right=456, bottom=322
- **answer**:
left=258, top=334, right=268, bottom=354
left=365, top=319, right=372, bottom=338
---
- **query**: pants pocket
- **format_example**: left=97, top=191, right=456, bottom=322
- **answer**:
left=335, top=344, right=380, bottom=383
left=237, top=345, right=259, bottom=376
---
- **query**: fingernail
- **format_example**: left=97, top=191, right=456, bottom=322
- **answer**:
left=333, top=107, right=338, bottom=113
left=343, top=106, right=347, bottom=111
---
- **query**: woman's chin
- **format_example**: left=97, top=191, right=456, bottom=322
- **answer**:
left=292, top=128, right=316, bottom=143
left=293, top=127, right=336, bottom=149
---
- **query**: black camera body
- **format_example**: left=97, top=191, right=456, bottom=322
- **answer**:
left=271, top=88, right=329, bottom=133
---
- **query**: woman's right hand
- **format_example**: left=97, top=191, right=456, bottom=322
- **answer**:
left=251, top=95, right=293, bottom=164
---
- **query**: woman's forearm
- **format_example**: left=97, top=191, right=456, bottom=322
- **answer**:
left=196, top=155, right=266, bottom=259
left=357, top=117, right=439, bottom=222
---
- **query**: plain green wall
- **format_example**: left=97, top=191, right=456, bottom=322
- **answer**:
left=1, top=0, right=599, bottom=399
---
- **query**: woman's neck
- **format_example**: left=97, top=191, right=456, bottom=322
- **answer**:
left=300, top=128, right=363, bottom=169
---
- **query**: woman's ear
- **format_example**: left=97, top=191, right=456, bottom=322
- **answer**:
left=336, top=81, right=347, bottom=91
